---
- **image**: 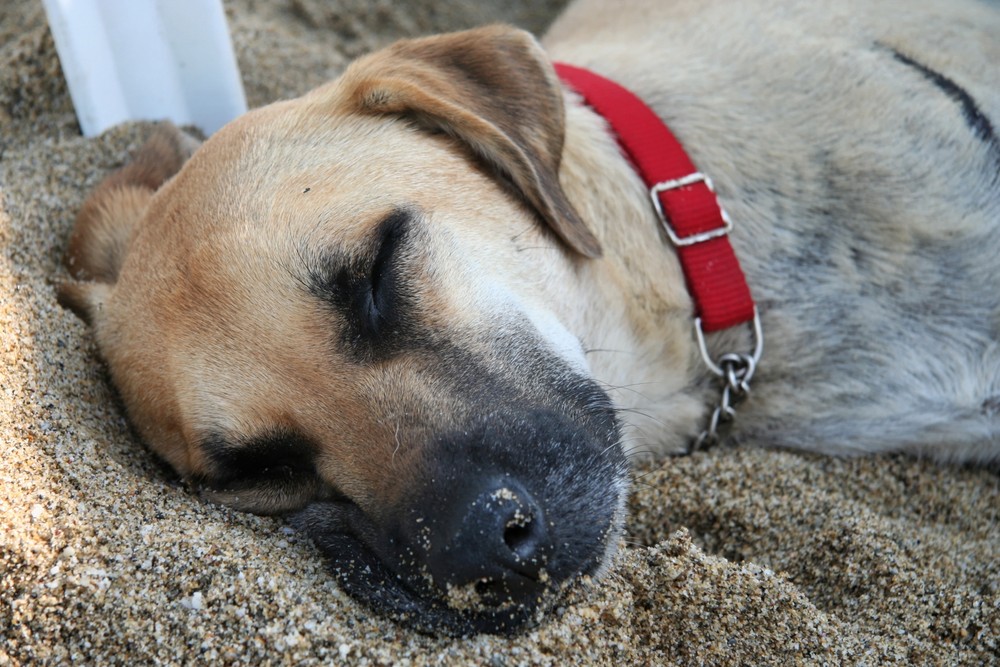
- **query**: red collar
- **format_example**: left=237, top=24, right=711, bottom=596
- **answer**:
left=554, top=62, right=756, bottom=334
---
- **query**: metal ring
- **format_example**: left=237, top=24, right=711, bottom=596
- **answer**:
left=694, top=307, right=764, bottom=377
left=691, top=308, right=764, bottom=450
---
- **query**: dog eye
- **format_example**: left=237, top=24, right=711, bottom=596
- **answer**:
left=366, top=230, right=393, bottom=321
left=361, top=210, right=408, bottom=335
left=197, top=429, right=324, bottom=514
left=305, top=208, right=415, bottom=358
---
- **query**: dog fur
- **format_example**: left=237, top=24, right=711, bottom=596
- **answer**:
left=58, top=0, right=1000, bottom=634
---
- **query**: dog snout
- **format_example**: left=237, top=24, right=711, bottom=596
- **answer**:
left=297, top=403, right=626, bottom=634
left=422, top=478, right=552, bottom=604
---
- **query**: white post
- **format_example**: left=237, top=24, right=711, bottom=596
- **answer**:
left=42, top=0, right=247, bottom=137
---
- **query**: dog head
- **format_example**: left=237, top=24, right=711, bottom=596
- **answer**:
left=59, top=26, right=628, bottom=634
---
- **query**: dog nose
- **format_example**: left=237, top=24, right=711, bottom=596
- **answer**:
left=424, top=479, right=552, bottom=603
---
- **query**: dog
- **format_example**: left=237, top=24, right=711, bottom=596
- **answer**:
left=57, top=0, right=1000, bottom=635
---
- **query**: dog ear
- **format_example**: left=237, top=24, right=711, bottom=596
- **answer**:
left=345, top=25, right=602, bottom=258
left=58, top=122, right=201, bottom=325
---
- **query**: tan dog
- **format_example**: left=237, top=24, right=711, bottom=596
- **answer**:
left=58, top=0, right=1000, bottom=634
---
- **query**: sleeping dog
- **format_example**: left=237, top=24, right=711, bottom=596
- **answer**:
left=58, top=0, right=1000, bottom=634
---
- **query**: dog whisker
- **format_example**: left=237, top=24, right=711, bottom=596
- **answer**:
left=584, top=347, right=637, bottom=356
left=597, top=381, right=659, bottom=404
left=391, top=420, right=402, bottom=464
left=515, top=245, right=564, bottom=253
left=509, top=224, right=537, bottom=243
left=615, top=407, right=672, bottom=431
left=629, top=467, right=664, bottom=484
left=620, top=538, right=648, bottom=549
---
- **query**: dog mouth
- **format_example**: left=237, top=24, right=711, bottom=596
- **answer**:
left=292, top=500, right=550, bottom=635
left=291, top=411, right=628, bottom=635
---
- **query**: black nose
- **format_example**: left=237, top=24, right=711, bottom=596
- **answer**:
left=422, top=479, right=552, bottom=604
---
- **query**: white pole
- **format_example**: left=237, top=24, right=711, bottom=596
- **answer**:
left=42, top=0, right=247, bottom=137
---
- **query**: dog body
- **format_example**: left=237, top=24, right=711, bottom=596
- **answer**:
left=545, top=0, right=1000, bottom=461
left=60, top=0, right=1000, bottom=633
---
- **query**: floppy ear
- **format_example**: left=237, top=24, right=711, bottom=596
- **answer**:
left=344, top=25, right=602, bottom=258
left=58, top=122, right=201, bottom=325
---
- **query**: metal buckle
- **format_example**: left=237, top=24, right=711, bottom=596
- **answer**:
left=690, top=307, right=764, bottom=451
left=650, top=172, right=733, bottom=246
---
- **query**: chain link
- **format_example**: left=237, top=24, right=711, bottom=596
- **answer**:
left=692, top=352, right=757, bottom=450
left=685, top=308, right=764, bottom=453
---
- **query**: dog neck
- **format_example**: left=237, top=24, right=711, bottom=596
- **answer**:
left=554, top=62, right=772, bottom=453
left=554, top=90, right=714, bottom=455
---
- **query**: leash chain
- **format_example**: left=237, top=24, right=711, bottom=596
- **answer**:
left=692, top=352, right=757, bottom=450
left=689, top=310, right=763, bottom=452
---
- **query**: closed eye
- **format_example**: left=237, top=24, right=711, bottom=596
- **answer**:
left=303, top=207, right=420, bottom=361
left=365, top=208, right=409, bottom=331
left=196, top=429, right=323, bottom=514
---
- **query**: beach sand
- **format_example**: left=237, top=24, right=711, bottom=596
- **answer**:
left=2, top=1, right=998, bottom=664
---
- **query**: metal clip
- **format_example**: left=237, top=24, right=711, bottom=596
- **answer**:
left=650, top=172, right=734, bottom=246
left=691, top=308, right=763, bottom=451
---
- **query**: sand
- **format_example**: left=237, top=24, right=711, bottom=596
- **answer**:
left=2, top=1, right=998, bottom=664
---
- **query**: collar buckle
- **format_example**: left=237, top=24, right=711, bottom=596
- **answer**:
left=650, top=172, right=734, bottom=246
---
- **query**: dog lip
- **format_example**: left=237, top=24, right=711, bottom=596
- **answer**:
left=290, top=500, right=545, bottom=635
